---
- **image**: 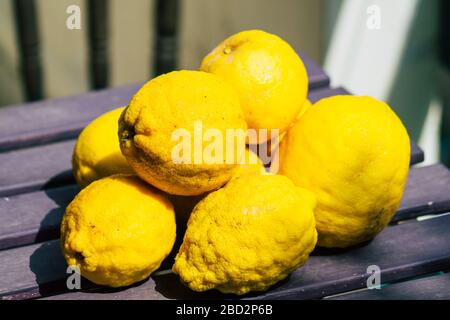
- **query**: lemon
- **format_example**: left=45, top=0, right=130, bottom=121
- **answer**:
left=267, top=99, right=313, bottom=162
left=170, top=148, right=264, bottom=228
left=297, top=99, right=313, bottom=119
left=72, top=107, right=133, bottom=188
left=119, top=70, right=247, bottom=196
left=279, top=96, right=410, bottom=248
left=173, top=174, right=317, bottom=295
left=200, top=30, right=308, bottom=139
left=60, top=174, right=176, bottom=287
left=233, top=147, right=265, bottom=178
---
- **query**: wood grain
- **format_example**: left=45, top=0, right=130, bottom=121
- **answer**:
left=2, top=214, right=449, bottom=300
left=0, top=84, right=141, bottom=152
left=0, top=96, right=424, bottom=198
left=0, top=140, right=75, bottom=197
left=394, top=164, right=450, bottom=223
left=1, top=161, right=445, bottom=252
left=0, top=54, right=328, bottom=152
left=249, top=214, right=450, bottom=300
left=327, top=273, right=450, bottom=300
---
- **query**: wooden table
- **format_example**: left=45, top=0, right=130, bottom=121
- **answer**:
left=1, top=54, right=449, bottom=300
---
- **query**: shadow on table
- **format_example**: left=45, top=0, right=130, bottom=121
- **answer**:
left=34, top=183, right=78, bottom=244
left=42, top=170, right=75, bottom=190
left=310, top=239, right=373, bottom=257
left=28, top=240, right=72, bottom=298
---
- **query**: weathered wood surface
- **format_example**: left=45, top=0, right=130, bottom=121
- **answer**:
left=392, top=164, right=450, bottom=223
left=0, top=138, right=424, bottom=199
left=1, top=164, right=448, bottom=251
left=0, top=93, right=424, bottom=198
left=0, top=53, right=329, bottom=153
left=2, top=213, right=449, bottom=300
left=0, top=54, right=445, bottom=300
left=0, top=84, right=141, bottom=152
left=327, top=273, right=450, bottom=300
left=0, top=140, right=75, bottom=197
left=410, top=142, right=425, bottom=164
left=250, top=214, right=450, bottom=300
left=0, top=185, right=78, bottom=250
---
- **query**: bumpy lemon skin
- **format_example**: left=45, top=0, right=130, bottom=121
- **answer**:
left=60, top=174, right=176, bottom=287
left=173, top=174, right=317, bottom=295
left=170, top=148, right=265, bottom=227
left=72, top=107, right=134, bottom=188
left=200, top=30, right=308, bottom=137
left=119, top=70, right=247, bottom=196
left=279, top=96, right=411, bottom=248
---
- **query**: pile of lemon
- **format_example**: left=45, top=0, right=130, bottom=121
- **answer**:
left=61, top=30, right=410, bottom=295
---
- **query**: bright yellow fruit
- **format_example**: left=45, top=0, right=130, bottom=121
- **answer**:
left=72, top=107, right=133, bottom=188
left=233, top=148, right=265, bottom=178
left=60, top=174, right=176, bottom=287
left=173, top=174, right=317, bottom=295
left=170, top=148, right=265, bottom=226
left=279, top=96, right=410, bottom=248
left=200, top=30, right=308, bottom=137
left=119, top=70, right=247, bottom=196
left=297, top=99, right=313, bottom=119
left=268, top=99, right=313, bottom=160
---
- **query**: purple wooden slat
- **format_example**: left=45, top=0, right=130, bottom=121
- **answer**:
left=0, top=54, right=328, bottom=152
left=299, top=53, right=329, bottom=90
left=247, top=214, right=450, bottom=300
left=40, top=278, right=165, bottom=300
left=0, top=164, right=446, bottom=251
left=0, top=88, right=424, bottom=198
left=0, top=185, right=78, bottom=250
left=393, top=164, right=450, bottom=223
left=0, top=140, right=75, bottom=197
left=0, top=240, right=68, bottom=298
left=2, top=213, right=450, bottom=300
left=0, top=84, right=141, bottom=152
left=410, top=142, right=425, bottom=164
left=327, top=273, right=450, bottom=300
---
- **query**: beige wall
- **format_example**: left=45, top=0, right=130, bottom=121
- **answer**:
left=179, top=0, right=322, bottom=70
left=0, top=0, right=323, bottom=106
left=0, top=0, right=23, bottom=105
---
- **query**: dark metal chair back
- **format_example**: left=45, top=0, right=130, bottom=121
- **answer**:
left=13, top=0, right=178, bottom=102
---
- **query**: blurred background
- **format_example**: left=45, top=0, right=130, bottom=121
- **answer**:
left=0, top=0, right=449, bottom=165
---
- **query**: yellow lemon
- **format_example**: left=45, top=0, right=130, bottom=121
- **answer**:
left=72, top=107, right=133, bottom=188
left=233, top=147, right=265, bottom=178
left=267, top=99, right=313, bottom=161
left=170, top=148, right=265, bottom=227
left=279, top=96, right=410, bottom=248
left=119, top=70, right=247, bottom=196
left=173, top=174, right=317, bottom=295
left=297, top=99, right=313, bottom=119
left=200, top=30, right=308, bottom=138
left=60, top=174, right=176, bottom=287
